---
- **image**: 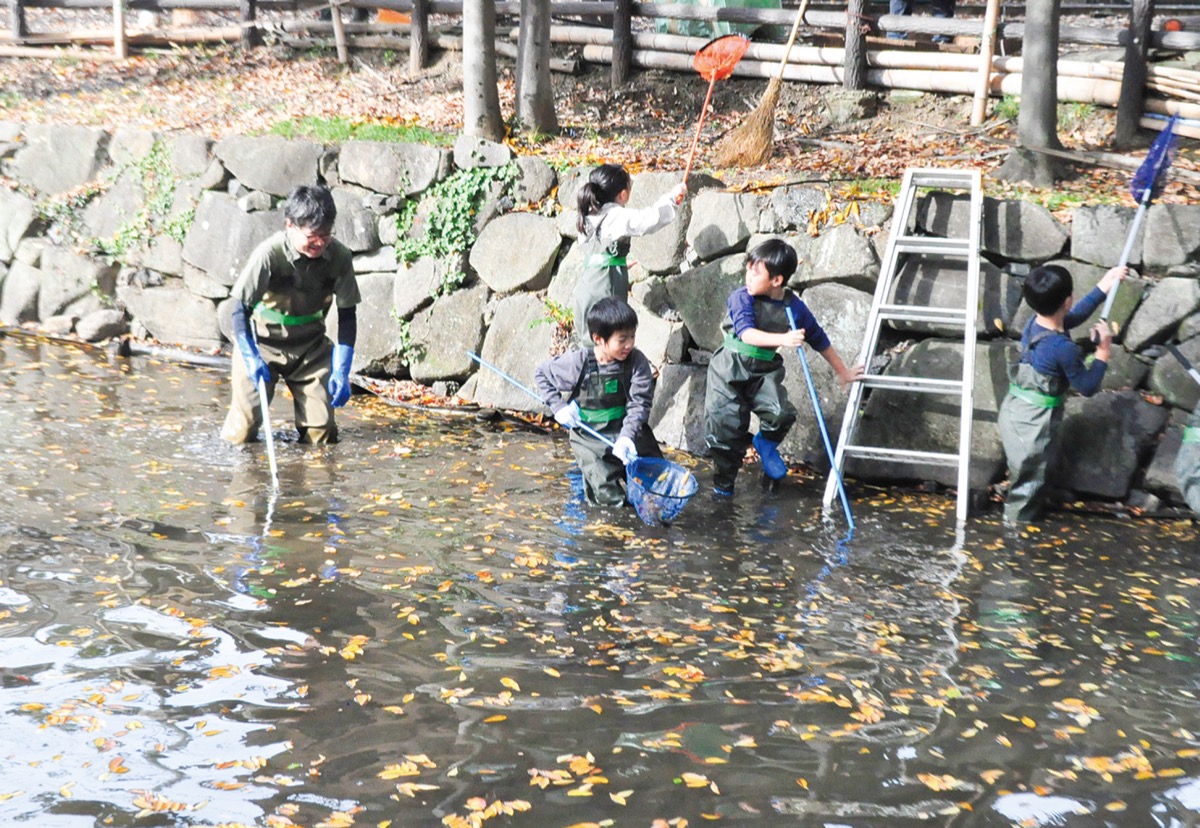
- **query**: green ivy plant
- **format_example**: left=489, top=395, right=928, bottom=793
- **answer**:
left=92, top=140, right=195, bottom=262
left=394, top=163, right=519, bottom=296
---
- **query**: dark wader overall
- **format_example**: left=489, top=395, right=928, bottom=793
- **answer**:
left=1174, top=405, right=1200, bottom=517
left=704, top=294, right=798, bottom=491
left=573, top=220, right=630, bottom=348
left=997, top=328, right=1067, bottom=524
left=222, top=302, right=337, bottom=445
left=569, top=353, right=662, bottom=506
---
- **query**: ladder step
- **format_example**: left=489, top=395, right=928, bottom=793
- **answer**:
left=893, top=236, right=972, bottom=256
left=842, top=445, right=962, bottom=466
left=859, top=375, right=964, bottom=395
left=909, top=170, right=977, bottom=189
left=878, top=304, right=969, bottom=326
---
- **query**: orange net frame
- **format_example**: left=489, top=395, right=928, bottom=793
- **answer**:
left=693, top=34, right=751, bottom=82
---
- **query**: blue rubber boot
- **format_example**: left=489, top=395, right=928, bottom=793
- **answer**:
left=753, top=433, right=788, bottom=480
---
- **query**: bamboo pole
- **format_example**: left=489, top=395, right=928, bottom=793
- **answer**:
left=328, top=0, right=348, bottom=62
left=971, top=0, right=1000, bottom=125
left=112, top=0, right=126, bottom=57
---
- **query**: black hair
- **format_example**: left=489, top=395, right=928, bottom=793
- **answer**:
left=587, top=297, right=639, bottom=341
left=1023, top=264, right=1073, bottom=316
left=746, top=238, right=799, bottom=282
left=285, top=184, right=337, bottom=231
left=576, top=164, right=632, bottom=236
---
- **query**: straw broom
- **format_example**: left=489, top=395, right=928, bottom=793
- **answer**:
left=715, top=0, right=811, bottom=168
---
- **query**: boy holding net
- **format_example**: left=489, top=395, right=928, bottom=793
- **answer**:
left=705, top=239, right=860, bottom=497
left=535, top=297, right=662, bottom=507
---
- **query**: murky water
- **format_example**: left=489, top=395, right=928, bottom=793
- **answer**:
left=3, top=334, right=1200, bottom=828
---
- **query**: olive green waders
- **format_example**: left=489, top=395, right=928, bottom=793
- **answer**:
left=572, top=231, right=631, bottom=348
left=997, top=360, right=1067, bottom=524
left=1174, top=407, right=1200, bottom=517
left=222, top=323, right=337, bottom=445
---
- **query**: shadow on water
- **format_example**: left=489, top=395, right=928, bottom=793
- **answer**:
left=3, top=336, right=1200, bottom=826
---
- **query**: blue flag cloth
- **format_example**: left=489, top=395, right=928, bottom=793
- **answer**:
left=1131, top=114, right=1179, bottom=204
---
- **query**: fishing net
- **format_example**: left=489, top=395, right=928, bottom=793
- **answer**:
left=626, top=457, right=699, bottom=526
left=693, top=34, right=751, bottom=81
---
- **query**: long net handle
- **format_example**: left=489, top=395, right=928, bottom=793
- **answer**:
left=256, top=376, right=279, bottom=489
left=1099, top=189, right=1150, bottom=322
left=681, top=75, right=719, bottom=188
left=774, top=0, right=811, bottom=81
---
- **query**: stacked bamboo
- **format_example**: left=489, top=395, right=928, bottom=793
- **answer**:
left=555, top=25, right=1200, bottom=139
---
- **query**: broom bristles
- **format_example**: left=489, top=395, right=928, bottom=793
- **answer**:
left=714, top=77, right=782, bottom=168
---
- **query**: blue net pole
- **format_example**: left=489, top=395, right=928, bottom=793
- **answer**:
left=786, top=308, right=854, bottom=533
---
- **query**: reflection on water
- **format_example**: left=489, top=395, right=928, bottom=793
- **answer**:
left=2, top=335, right=1200, bottom=827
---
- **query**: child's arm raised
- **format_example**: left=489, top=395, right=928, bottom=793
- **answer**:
left=818, top=345, right=865, bottom=387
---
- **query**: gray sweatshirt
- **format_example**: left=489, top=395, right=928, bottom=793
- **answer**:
left=533, top=348, right=655, bottom=443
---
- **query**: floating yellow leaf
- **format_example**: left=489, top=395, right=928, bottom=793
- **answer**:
left=610, top=790, right=633, bottom=805
left=484, top=715, right=507, bottom=723
left=544, top=667, right=561, bottom=678
left=501, top=677, right=520, bottom=692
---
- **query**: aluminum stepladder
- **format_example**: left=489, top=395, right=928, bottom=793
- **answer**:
left=823, top=168, right=983, bottom=525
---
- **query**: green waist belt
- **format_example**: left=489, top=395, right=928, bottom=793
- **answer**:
left=723, top=331, right=778, bottom=362
left=585, top=253, right=627, bottom=269
left=254, top=303, right=325, bottom=326
left=1183, top=426, right=1200, bottom=444
left=1007, top=383, right=1064, bottom=409
left=580, top=405, right=626, bottom=424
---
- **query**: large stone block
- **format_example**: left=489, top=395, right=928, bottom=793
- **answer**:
left=0, top=188, right=36, bottom=264
left=107, top=128, right=157, bottom=168
left=780, top=283, right=872, bottom=467
left=685, top=190, right=759, bottom=262
left=38, top=246, right=118, bottom=320
left=213, top=135, right=323, bottom=197
left=886, top=256, right=1018, bottom=338
left=649, top=363, right=708, bottom=454
left=82, top=167, right=145, bottom=242
left=76, top=308, right=128, bottom=342
left=665, top=253, right=746, bottom=352
left=339, top=272, right=404, bottom=376
left=409, top=283, right=489, bottom=382
left=1123, top=276, right=1200, bottom=352
left=338, top=141, right=451, bottom=197
left=453, top=135, right=512, bottom=170
left=770, top=186, right=827, bottom=231
left=1144, top=203, right=1200, bottom=269
left=513, top=156, right=556, bottom=205
left=0, top=260, right=39, bottom=325
left=1143, top=411, right=1185, bottom=500
left=804, top=222, right=880, bottom=292
left=1148, top=336, right=1200, bottom=411
left=629, top=172, right=708, bottom=275
left=394, top=255, right=461, bottom=319
left=1100, top=346, right=1150, bottom=391
left=1050, top=390, right=1169, bottom=499
left=918, top=193, right=1069, bottom=262
left=169, top=133, right=214, bottom=177
left=849, top=339, right=1014, bottom=489
left=181, top=192, right=282, bottom=286
left=331, top=186, right=381, bottom=253
left=1071, top=205, right=1144, bottom=268
left=4, top=124, right=108, bottom=197
left=469, top=212, right=561, bottom=293
left=629, top=297, right=687, bottom=367
left=458, top=293, right=557, bottom=413
left=546, top=240, right=582, bottom=313
left=116, top=281, right=222, bottom=348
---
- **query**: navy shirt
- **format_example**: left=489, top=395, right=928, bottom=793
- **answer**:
left=1020, top=286, right=1107, bottom=396
left=727, top=288, right=832, bottom=353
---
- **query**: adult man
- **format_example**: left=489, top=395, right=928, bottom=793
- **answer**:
left=221, top=184, right=360, bottom=445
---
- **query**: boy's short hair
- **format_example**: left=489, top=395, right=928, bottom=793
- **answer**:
left=587, top=297, right=638, bottom=341
left=747, top=238, right=798, bottom=282
left=1023, top=264, right=1073, bottom=316
left=285, top=185, right=337, bottom=231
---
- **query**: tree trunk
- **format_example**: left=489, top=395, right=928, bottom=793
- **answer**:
left=409, top=0, right=428, bottom=72
left=1115, top=0, right=1154, bottom=147
left=463, top=0, right=504, bottom=140
left=611, top=0, right=632, bottom=88
left=995, top=0, right=1067, bottom=185
left=516, top=0, right=558, bottom=133
left=843, top=0, right=866, bottom=90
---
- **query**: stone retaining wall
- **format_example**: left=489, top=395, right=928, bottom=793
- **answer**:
left=3, top=120, right=1200, bottom=510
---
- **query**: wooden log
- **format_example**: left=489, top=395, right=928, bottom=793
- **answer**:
left=1116, top=0, right=1154, bottom=146
left=494, top=37, right=578, bottom=72
left=971, top=0, right=1000, bottom=125
left=8, top=0, right=27, bottom=38
left=0, top=43, right=120, bottom=57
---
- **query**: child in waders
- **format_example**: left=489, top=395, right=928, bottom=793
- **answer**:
left=704, top=239, right=860, bottom=497
left=1174, top=404, right=1200, bottom=517
left=997, top=263, right=1126, bottom=524
left=535, top=297, right=662, bottom=507
left=573, top=164, right=687, bottom=347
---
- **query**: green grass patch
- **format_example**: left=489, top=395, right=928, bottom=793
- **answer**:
left=993, top=94, right=1020, bottom=122
left=267, top=115, right=453, bottom=146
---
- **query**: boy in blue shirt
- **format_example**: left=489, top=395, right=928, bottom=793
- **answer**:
left=535, top=297, right=662, bottom=507
left=998, top=263, right=1126, bottom=524
left=704, top=239, right=860, bottom=496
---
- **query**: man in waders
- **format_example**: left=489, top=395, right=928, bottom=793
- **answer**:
left=1174, top=404, right=1200, bottom=517
left=997, top=264, right=1126, bottom=524
left=221, top=184, right=360, bottom=445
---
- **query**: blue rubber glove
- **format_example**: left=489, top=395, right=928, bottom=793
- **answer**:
left=613, top=436, right=638, bottom=465
left=554, top=401, right=583, bottom=429
left=328, top=344, right=354, bottom=408
left=235, top=330, right=270, bottom=389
